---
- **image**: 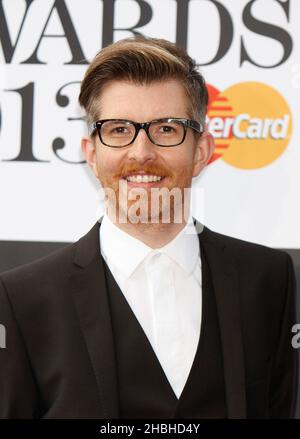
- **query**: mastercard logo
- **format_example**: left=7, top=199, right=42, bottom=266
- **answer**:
left=206, top=82, right=292, bottom=169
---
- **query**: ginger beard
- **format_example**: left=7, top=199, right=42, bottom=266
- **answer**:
left=99, top=161, right=194, bottom=225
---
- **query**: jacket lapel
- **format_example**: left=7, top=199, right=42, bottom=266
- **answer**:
left=69, top=218, right=119, bottom=418
left=196, top=219, right=247, bottom=418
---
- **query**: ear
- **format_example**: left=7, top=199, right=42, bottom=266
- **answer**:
left=192, top=130, right=215, bottom=177
left=81, top=135, right=99, bottom=179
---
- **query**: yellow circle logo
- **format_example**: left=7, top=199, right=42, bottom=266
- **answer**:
left=207, top=82, right=292, bottom=169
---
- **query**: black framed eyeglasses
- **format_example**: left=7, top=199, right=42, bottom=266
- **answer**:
left=89, top=118, right=204, bottom=148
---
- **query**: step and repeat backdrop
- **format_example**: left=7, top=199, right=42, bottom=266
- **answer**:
left=0, top=0, right=299, bottom=245
left=0, top=0, right=300, bottom=414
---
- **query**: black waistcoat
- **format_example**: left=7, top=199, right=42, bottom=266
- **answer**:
left=102, top=244, right=227, bottom=418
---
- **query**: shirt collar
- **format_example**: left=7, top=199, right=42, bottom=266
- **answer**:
left=100, top=214, right=151, bottom=279
left=160, top=217, right=200, bottom=276
left=99, top=213, right=200, bottom=279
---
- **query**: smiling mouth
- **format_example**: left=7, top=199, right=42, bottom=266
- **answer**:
left=122, top=174, right=165, bottom=183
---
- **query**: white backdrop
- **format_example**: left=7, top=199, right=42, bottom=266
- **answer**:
left=0, top=0, right=299, bottom=247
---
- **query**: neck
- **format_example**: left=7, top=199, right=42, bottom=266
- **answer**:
left=107, top=214, right=189, bottom=249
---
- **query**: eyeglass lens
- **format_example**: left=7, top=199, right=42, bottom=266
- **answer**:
left=99, top=120, right=185, bottom=147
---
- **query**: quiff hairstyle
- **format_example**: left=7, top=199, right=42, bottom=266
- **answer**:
left=79, top=36, right=208, bottom=129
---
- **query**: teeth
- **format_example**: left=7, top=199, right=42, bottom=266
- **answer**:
left=125, top=175, right=163, bottom=183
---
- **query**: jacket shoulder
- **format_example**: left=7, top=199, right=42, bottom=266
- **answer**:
left=0, top=241, right=76, bottom=286
left=201, top=225, right=291, bottom=266
left=0, top=221, right=100, bottom=286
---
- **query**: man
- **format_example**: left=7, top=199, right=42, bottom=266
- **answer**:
left=0, top=36, right=298, bottom=419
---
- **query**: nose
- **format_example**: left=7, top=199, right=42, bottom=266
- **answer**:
left=127, top=128, right=157, bottom=163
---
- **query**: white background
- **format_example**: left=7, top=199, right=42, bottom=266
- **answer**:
left=0, top=0, right=299, bottom=247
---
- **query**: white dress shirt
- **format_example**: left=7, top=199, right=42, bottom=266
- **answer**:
left=99, top=214, right=202, bottom=399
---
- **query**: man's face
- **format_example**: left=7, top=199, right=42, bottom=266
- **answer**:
left=82, top=79, right=214, bottom=223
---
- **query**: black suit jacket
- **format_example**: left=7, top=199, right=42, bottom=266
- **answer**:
left=0, top=219, right=298, bottom=418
